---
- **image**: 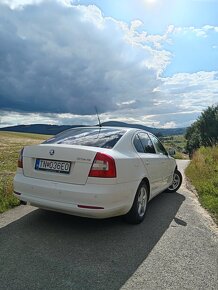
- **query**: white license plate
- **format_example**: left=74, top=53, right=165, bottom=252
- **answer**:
left=35, top=159, right=71, bottom=174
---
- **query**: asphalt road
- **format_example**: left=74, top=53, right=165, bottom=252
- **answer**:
left=0, top=160, right=217, bottom=290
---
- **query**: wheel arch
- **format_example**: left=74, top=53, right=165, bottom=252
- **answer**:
left=127, top=177, right=151, bottom=214
left=124, top=177, right=150, bottom=224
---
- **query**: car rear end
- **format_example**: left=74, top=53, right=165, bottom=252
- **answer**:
left=14, top=127, right=138, bottom=218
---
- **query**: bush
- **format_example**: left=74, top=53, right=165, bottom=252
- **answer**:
left=185, top=105, right=218, bottom=156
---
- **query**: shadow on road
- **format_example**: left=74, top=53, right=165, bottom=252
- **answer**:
left=0, top=191, right=185, bottom=290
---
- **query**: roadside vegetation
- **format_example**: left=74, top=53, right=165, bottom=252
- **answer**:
left=185, top=105, right=218, bottom=157
left=185, top=105, right=218, bottom=223
left=0, top=131, right=50, bottom=213
left=185, top=146, right=218, bottom=223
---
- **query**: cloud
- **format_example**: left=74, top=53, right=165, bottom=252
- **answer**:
left=0, top=110, right=97, bottom=127
left=173, top=25, right=218, bottom=38
left=0, top=0, right=171, bottom=116
left=160, top=71, right=218, bottom=107
left=0, top=109, right=194, bottom=129
left=0, top=0, right=72, bottom=9
left=122, top=20, right=173, bottom=50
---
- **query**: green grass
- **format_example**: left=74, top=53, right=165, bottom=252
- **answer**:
left=0, top=131, right=51, bottom=213
left=185, top=146, right=218, bottom=223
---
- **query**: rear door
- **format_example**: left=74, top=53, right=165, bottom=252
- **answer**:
left=149, top=134, right=173, bottom=190
left=133, top=132, right=164, bottom=197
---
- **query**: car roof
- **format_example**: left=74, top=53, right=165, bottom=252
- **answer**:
left=68, top=126, right=149, bottom=134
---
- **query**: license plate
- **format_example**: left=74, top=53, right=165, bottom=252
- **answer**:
left=35, top=159, right=71, bottom=174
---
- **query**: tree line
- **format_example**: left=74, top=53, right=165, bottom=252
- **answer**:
left=185, top=105, right=218, bottom=157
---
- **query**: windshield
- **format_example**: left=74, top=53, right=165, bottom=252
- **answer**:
left=43, top=127, right=126, bottom=149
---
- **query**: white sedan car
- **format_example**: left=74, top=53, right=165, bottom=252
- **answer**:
left=14, top=127, right=182, bottom=224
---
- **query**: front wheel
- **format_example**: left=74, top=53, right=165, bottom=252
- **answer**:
left=166, top=169, right=182, bottom=192
left=124, top=182, right=148, bottom=224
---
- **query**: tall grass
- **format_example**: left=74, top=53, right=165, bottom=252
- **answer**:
left=0, top=131, right=50, bottom=213
left=185, top=146, right=218, bottom=223
left=0, top=173, right=19, bottom=213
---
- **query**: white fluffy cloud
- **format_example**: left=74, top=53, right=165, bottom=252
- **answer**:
left=173, top=25, right=218, bottom=38
left=159, top=71, right=218, bottom=110
left=0, top=0, right=72, bottom=9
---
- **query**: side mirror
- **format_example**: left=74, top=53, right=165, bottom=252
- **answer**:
left=168, top=148, right=176, bottom=156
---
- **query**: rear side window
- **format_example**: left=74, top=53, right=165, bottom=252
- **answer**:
left=133, top=135, right=144, bottom=153
left=150, top=135, right=168, bottom=155
left=134, top=133, right=156, bottom=154
left=43, top=128, right=126, bottom=149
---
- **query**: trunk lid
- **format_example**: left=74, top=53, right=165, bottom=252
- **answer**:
left=23, top=144, right=97, bottom=185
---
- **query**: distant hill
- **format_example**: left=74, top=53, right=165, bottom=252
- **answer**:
left=0, top=124, right=84, bottom=135
left=101, top=121, right=186, bottom=136
left=0, top=121, right=186, bottom=136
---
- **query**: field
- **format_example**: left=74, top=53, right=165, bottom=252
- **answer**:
left=185, top=146, right=218, bottom=223
left=161, top=135, right=188, bottom=159
left=0, top=131, right=51, bottom=213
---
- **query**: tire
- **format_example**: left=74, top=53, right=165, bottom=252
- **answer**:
left=124, top=181, right=148, bottom=224
left=166, top=169, right=182, bottom=192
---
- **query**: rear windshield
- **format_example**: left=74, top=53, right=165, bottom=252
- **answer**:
left=43, top=128, right=126, bottom=149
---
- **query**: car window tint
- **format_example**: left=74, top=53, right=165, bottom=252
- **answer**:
left=137, top=133, right=156, bottom=154
left=133, top=135, right=144, bottom=153
left=150, top=135, right=168, bottom=155
left=43, top=128, right=126, bottom=149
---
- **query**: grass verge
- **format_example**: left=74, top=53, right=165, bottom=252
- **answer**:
left=0, top=131, right=51, bottom=213
left=185, top=146, right=218, bottom=223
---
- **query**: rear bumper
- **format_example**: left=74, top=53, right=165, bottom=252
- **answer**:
left=13, top=173, right=139, bottom=218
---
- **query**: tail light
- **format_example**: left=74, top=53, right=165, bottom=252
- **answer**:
left=89, top=152, right=116, bottom=178
left=18, top=148, right=24, bottom=168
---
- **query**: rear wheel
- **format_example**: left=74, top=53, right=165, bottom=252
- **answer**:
left=124, top=181, right=148, bottom=224
left=166, top=169, right=182, bottom=192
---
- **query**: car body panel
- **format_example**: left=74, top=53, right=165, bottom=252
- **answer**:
left=14, top=168, right=139, bottom=218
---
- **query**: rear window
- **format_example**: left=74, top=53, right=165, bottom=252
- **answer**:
left=43, top=127, right=126, bottom=149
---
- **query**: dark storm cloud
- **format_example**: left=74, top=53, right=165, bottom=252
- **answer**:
left=0, top=1, right=162, bottom=115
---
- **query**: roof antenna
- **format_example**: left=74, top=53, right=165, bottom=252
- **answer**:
left=95, top=106, right=102, bottom=127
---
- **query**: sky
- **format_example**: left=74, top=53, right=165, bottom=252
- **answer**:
left=0, top=0, right=217, bottom=128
